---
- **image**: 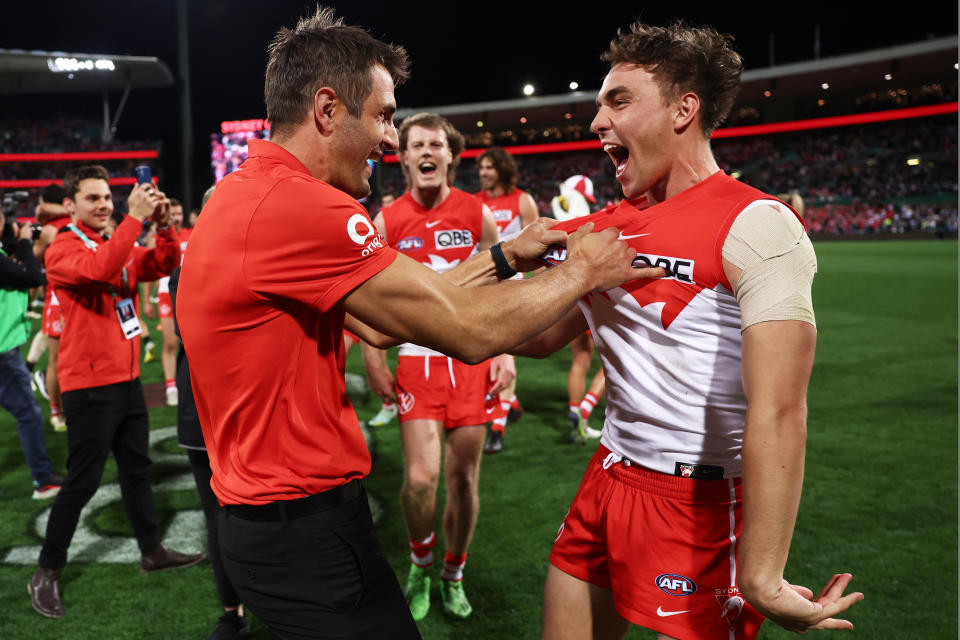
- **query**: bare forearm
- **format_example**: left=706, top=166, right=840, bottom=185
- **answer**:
left=442, top=245, right=502, bottom=288
left=347, top=257, right=596, bottom=364
left=346, top=313, right=400, bottom=349
left=738, top=407, right=807, bottom=601
left=426, top=267, right=592, bottom=362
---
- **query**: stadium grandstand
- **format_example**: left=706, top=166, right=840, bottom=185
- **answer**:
left=2, top=37, right=955, bottom=238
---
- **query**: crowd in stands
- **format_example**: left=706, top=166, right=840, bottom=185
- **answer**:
left=3, top=112, right=956, bottom=237
left=380, top=116, right=957, bottom=237
left=0, top=113, right=160, bottom=154
left=456, top=81, right=957, bottom=146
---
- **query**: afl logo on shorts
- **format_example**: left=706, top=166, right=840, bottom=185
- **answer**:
left=656, top=573, right=697, bottom=596
left=347, top=213, right=375, bottom=245
left=398, top=391, right=415, bottom=415
left=397, top=236, right=423, bottom=252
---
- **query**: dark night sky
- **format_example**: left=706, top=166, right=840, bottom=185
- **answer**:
left=2, top=1, right=956, bottom=200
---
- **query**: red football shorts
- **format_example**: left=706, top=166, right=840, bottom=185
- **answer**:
left=395, top=355, right=491, bottom=428
left=41, top=293, right=64, bottom=338
left=550, top=444, right=764, bottom=640
left=157, top=292, right=174, bottom=319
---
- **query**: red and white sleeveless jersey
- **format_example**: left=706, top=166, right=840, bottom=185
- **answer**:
left=476, top=188, right=526, bottom=241
left=382, top=188, right=484, bottom=356
left=544, top=172, right=800, bottom=478
left=157, top=227, right=192, bottom=294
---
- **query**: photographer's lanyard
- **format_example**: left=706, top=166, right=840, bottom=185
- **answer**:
left=68, top=224, right=141, bottom=340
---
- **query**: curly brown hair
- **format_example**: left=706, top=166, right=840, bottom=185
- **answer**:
left=603, top=21, right=743, bottom=137
left=477, top=147, right=518, bottom=191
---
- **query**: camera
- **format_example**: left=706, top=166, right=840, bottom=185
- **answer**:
left=2, top=190, right=29, bottom=216
left=31, top=222, right=44, bottom=240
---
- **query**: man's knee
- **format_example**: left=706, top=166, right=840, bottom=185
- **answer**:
left=403, top=468, right=439, bottom=501
left=444, top=466, right=478, bottom=500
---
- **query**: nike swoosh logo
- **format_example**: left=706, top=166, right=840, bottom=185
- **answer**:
left=618, top=232, right=650, bottom=240
left=485, top=406, right=496, bottom=414
left=656, top=606, right=689, bottom=617
left=426, top=220, right=441, bottom=228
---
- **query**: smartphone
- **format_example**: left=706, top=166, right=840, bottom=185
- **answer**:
left=135, top=165, right=152, bottom=185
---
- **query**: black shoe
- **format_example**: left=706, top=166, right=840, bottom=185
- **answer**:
left=140, top=543, right=205, bottom=573
left=28, top=566, right=64, bottom=618
left=507, top=402, right=524, bottom=423
left=206, top=609, right=251, bottom=639
left=483, top=430, right=504, bottom=454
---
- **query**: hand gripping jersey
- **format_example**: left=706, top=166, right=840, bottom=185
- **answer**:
left=543, top=172, right=800, bottom=478
left=382, top=188, right=484, bottom=358
left=476, top=188, right=526, bottom=242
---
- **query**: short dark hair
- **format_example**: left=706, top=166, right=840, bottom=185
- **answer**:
left=39, top=184, right=65, bottom=204
left=398, top=112, right=465, bottom=185
left=603, top=21, right=743, bottom=136
left=265, top=5, right=410, bottom=138
left=169, top=198, right=182, bottom=208
left=477, top=147, right=518, bottom=191
left=63, top=165, right=110, bottom=200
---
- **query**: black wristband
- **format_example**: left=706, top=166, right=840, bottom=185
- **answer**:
left=490, top=242, right=517, bottom=280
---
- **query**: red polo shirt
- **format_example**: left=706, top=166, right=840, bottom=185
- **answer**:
left=177, top=139, right=397, bottom=505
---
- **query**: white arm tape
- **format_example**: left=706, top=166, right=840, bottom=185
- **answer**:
left=722, top=202, right=818, bottom=330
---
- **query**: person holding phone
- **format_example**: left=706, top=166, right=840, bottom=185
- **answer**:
left=28, top=165, right=204, bottom=619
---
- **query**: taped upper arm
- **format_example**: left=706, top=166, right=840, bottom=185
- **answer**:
left=722, top=202, right=817, bottom=330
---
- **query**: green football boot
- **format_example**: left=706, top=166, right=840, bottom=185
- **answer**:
left=568, top=409, right=587, bottom=443
left=440, top=579, right=473, bottom=619
left=405, top=564, right=431, bottom=621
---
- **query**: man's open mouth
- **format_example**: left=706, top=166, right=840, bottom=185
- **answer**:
left=604, top=143, right=629, bottom=178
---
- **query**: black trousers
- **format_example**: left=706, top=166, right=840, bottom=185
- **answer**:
left=219, top=487, right=421, bottom=640
left=187, top=448, right=241, bottom=608
left=39, top=379, right=161, bottom=569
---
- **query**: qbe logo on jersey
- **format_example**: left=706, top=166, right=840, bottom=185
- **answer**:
left=434, top=229, right=473, bottom=250
left=632, top=253, right=695, bottom=283
left=656, top=573, right=697, bottom=596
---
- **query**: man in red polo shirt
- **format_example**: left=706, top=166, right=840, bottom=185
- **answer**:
left=176, top=8, right=653, bottom=639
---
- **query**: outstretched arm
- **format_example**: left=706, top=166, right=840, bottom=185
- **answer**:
left=343, top=218, right=601, bottom=350
left=343, top=223, right=654, bottom=364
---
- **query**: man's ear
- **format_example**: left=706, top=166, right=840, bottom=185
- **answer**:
left=314, top=87, right=339, bottom=136
left=62, top=198, right=74, bottom=215
left=674, top=92, right=700, bottom=133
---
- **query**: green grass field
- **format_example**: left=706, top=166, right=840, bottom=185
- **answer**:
left=1, top=239, right=956, bottom=639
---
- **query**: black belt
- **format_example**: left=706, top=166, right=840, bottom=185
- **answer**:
left=224, top=479, right=362, bottom=521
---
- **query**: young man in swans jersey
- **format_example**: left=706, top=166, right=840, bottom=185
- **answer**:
left=362, top=113, right=512, bottom=620
left=520, top=22, right=863, bottom=640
